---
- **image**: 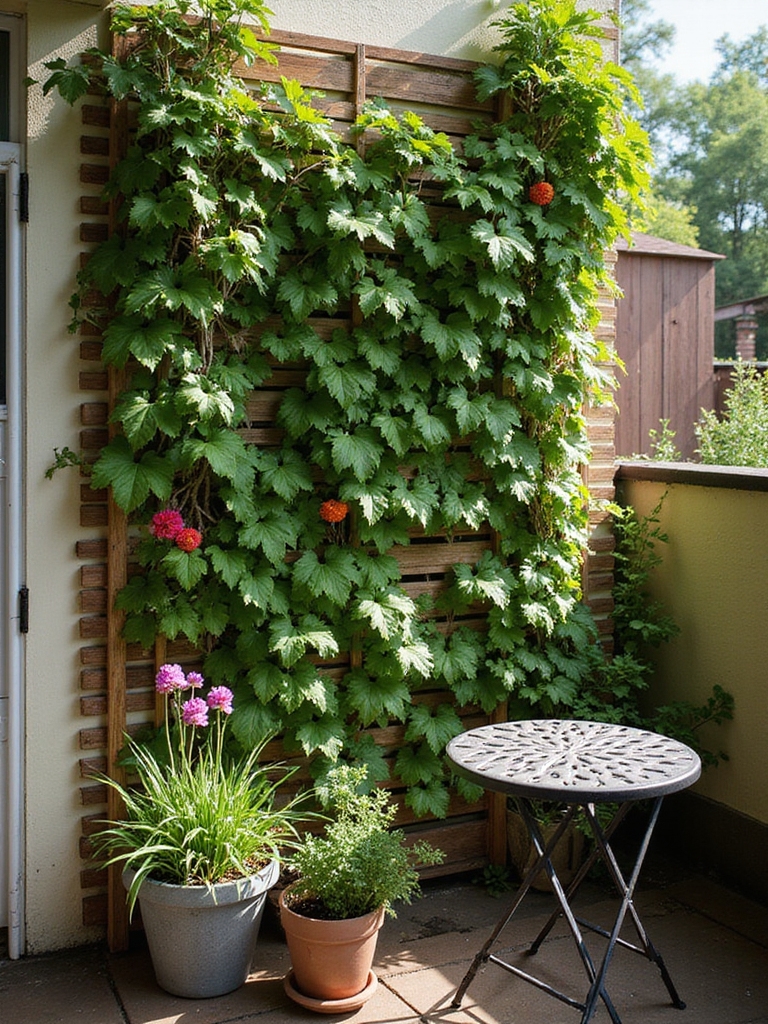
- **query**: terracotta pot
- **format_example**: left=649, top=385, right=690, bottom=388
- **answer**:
left=506, top=808, right=585, bottom=893
left=279, top=884, right=385, bottom=1010
left=123, top=859, right=278, bottom=998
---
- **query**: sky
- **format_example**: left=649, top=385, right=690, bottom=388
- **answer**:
left=643, top=0, right=768, bottom=83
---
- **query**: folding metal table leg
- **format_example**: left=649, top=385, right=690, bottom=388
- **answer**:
left=527, top=802, right=633, bottom=956
left=580, top=798, right=687, bottom=1015
left=451, top=803, right=579, bottom=1007
left=452, top=800, right=621, bottom=1024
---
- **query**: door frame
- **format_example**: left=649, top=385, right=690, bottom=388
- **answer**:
left=0, top=10, right=25, bottom=958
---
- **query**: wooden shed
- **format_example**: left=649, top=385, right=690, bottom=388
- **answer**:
left=614, top=232, right=724, bottom=460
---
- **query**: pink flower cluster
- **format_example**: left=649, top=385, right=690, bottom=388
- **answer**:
left=150, top=509, right=202, bottom=553
left=154, top=664, right=234, bottom=729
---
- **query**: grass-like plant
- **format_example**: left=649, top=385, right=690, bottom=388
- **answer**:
left=286, top=764, right=444, bottom=920
left=94, top=663, right=304, bottom=915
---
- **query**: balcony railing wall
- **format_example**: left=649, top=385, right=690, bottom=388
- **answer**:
left=616, top=461, right=768, bottom=903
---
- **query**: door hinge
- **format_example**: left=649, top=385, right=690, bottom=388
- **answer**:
left=19, top=172, right=28, bottom=222
left=19, top=586, right=29, bottom=633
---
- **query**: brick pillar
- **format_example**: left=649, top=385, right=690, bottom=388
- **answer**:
left=735, top=314, right=758, bottom=361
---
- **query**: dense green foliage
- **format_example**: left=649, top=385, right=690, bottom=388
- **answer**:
left=45, top=0, right=649, bottom=814
left=287, top=764, right=443, bottom=918
left=576, top=499, right=733, bottom=766
left=697, top=361, right=768, bottom=467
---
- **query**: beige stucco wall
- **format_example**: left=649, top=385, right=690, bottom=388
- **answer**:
left=617, top=471, right=768, bottom=828
left=21, top=0, right=106, bottom=953
left=268, top=0, right=617, bottom=60
left=14, top=0, right=619, bottom=954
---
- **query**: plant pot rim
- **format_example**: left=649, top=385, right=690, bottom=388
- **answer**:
left=279, top=880, right=386, bottom=926
left=123, top=858, right=279, bottom=908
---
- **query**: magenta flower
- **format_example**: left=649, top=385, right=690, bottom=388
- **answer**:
left=181, top=697, right=209, bottom=727
left=186, top=671, right=205, bottom=690
left=207, top=686, right=234, bottom=715
left=155, top=663, right=187, bottom=694
left=150, top=509, right=185, bottom=540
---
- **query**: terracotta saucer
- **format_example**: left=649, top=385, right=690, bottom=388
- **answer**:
left=283, top=969, right=378, bottom=1014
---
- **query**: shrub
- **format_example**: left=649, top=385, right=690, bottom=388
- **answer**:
left=697, top=361, right=768, bottom=467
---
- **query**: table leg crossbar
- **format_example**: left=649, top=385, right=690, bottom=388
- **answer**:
left=452, top=795, right=687, bottom=1024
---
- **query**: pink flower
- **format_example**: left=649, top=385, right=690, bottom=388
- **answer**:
left=150, top=509, right=185, bottom=540
left=186, top=671, right=205, bottom=690
left=181, top=696, right=209, bottom=727
left=206, top=686, right=234, bottom=715
left=176, top=527, right=202, bottom=553
left=155, top=663, right=187, bottom=694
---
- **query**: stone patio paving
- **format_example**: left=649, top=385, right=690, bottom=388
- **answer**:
left=2, top=860, right=767, bottom=1024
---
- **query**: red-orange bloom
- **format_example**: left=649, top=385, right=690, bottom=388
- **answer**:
left=319, top=499, right=349, bottom=523
left=175, top=527, right=202, bottom=552
left=529, top=181, right=555, bottom=206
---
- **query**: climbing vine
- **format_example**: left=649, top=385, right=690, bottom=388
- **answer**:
left=45, top=0, right=649, bottom=815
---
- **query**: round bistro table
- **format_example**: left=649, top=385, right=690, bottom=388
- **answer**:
left=446, top=720, right=702, bottom=1024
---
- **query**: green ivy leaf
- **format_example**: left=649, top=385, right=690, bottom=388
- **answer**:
left=345, top=669, right=410, bottom=726
left=396, top=638, right=434, bottom=677
left=102, top=316, right=185, bottom=370
left=406, top=780, right=451, bottom=818
left=329, top=427, right=384, bottom=480
left=161, top=547, right=208, bottom=591
left=159, top=597, right=202, bottom=642
left=294, top=718, right=346, bottom=759
left=395, top=744, right=444, bottom=786
left=470, top=219, right=533, bottom=269
left=292, top=549, right=358, bottom=606
left=269, top=616, right=339, bottom=667
left=259, top=450, right=314, bottom=500
left=181, top=429, right=256, bottom=488
left=91, top=436, right=173, bottom=513
left=239, top=515, right=298, bottom=564
left=230, top=699, right=282, bottom=748
left=404, top=703, right=462, bottom=753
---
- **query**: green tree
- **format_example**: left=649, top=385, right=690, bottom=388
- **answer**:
left=622, top=0, right=768, bottom=357
left=619, top=0, right=699, bottom=245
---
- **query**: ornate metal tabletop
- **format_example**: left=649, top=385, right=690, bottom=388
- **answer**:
left=446, top=720, right=701, bottom=803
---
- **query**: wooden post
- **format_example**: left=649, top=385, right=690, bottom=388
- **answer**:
left=106, top=35, right=131, bottom=953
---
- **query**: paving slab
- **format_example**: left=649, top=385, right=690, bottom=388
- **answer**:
left=0, top=945, right=125, bottom=1024
left=0, top=872, right=766, bottom=1024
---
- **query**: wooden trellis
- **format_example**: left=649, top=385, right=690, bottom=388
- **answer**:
left=74, top=25, right=619, bottom=950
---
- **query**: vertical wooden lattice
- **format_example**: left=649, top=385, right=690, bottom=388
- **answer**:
left=76, top=27, right=618, bottom=945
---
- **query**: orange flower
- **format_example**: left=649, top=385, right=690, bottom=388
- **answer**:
left=529, top=181, right=555, bottom=206
left=175, top=527, right=202, bottom=552
left=319, top=499, right=349, bottom=523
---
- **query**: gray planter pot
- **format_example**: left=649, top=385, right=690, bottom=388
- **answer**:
left=123, top=859, right=279, bottom=998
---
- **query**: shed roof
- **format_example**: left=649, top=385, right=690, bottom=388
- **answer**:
left=615, top=231, right=725, bottom=261
left=714, top=294, right=768, bottom=321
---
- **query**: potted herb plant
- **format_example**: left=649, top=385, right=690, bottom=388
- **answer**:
left=95, top=662, right=304, bottom=999
left=279, top=764, right=444, bottom=1013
